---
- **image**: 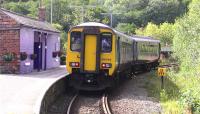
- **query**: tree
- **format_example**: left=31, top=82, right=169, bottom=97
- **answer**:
left=115, top=23, right=136, bottom=35
left=143, top=0, right=189, bottom=25
left=135, top=22, right=174, bottom=45
left=173, top=0, right=200, bottom=71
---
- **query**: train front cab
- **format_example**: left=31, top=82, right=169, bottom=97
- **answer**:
left=66, top=26, right=117, bottom=90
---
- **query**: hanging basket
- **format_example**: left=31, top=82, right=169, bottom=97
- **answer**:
left=20, top=52, right=27, bottom=61
left=57, top=51, right=63, bottom=57
left=52, top=51, right=58, bottom=58
left=30, top=54, right=37, bottom=60
left=2, top=52, right=15, bottom=62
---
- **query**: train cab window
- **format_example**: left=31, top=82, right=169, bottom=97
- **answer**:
left=101, top=33, right=112, bottom=52
left=70, top=31, right=81, bottom=51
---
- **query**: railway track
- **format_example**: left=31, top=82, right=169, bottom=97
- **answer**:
left=101, top=93, right=112, bottom=114
left=66, top=91, right=112, bottom=114
left=67, top=93, right=78, bottom=114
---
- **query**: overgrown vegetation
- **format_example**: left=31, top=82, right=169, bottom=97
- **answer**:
left=2, top=0, right=200, bottom=113
left=139, top=1, right=200, bottom=113
left=1, top=0, right=190, bottom=48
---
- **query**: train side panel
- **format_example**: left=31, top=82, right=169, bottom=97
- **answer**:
left=136, top=41, right=160, bottom=62
left=133, top=40, right=160, bottom=71
left=115, top=33, right=134, bottom=73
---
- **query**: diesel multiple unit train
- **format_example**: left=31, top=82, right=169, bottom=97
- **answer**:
left=66, top=22, right=160, bottom=90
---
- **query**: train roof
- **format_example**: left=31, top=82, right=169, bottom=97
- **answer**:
left=132, top=35, right=160, bottom=43
left=77, top=22, right=111, bottom=29
left=76, top=22, right=160, bottom=43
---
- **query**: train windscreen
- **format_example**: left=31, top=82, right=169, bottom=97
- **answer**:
left=70, top=31, right=81, bottom=51
left=101, top=33, right=112, bottom=52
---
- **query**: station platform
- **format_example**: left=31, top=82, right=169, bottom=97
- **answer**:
left=0, top=66, right=68, bottom=114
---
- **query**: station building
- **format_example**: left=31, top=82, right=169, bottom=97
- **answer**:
left=0, top=8, right=60, bottom=74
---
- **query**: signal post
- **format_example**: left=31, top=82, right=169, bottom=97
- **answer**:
left=158, top=67, right=167, bottom=89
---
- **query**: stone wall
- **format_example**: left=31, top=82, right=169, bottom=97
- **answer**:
left=39, top=77, right=68, bottom=114
left=0, top=11, right=20, bottom=73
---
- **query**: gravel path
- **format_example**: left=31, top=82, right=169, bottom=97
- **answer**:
left=109, top=72, right=162, bottom=114
left=71, top=92, right=102, bottom=114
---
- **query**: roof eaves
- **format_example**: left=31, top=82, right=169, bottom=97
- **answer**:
left=21, top=25, right=60, bottom=33
left=0, top=8, right=60, bottom=33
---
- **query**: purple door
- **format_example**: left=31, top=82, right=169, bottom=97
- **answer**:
left=34, top=42, right=42, bottom=70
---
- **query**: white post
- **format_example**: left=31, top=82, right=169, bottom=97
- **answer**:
left=82, top=6, right=84, bottom=23
left=51, top=0, right=53, bottom=24
left=110, top=13, right=113, bottom=27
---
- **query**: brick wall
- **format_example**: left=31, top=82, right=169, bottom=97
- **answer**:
left=0, top=11, right=20, bottom=74
left=0, top=10, right=19, bottom=28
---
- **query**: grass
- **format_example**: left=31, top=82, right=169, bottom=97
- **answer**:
left=140, top=57, right=200, bottom=113
left=143, top=71, right=183, bottom=114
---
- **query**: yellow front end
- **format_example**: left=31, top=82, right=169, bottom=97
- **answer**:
left=66, top=28, right=82, bottom=74
left=66, top=28, right=116, bottom=76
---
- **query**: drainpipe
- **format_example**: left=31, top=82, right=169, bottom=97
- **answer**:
left=38, top=32, right=41, bottom=72
left=44, top=33, right=47, bottom=70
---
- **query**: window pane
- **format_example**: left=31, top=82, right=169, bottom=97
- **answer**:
left=71, top=32, right=81, bottom=51
left=101, top=33, right=112, bottom=52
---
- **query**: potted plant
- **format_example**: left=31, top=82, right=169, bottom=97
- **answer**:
left=57, top=51, right=63, bottom=57
left=52, top=51, right=57, bottom=58
left=60, top=55, right=66, bottom=65
left=2, top=52, right=15, bottom=62
left=20, top=52, right=27, bottom=61
left=30, top=54, right=37, bottom=60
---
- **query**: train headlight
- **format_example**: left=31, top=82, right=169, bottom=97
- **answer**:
left=101, top=63, right=112, bottom=68
left=70, top=62, right=80, bottom=67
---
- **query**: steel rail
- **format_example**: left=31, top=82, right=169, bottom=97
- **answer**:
left=102, top=93, right=112, bottom=114
left=67, top=93, right=78, bottom=114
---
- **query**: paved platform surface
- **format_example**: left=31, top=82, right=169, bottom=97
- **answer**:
left=0, top=66, right=68, bottom=114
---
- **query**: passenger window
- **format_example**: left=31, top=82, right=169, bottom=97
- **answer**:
left=71, top=31, right=81, bottom=51
left=101, top=33, right=112, bottom=52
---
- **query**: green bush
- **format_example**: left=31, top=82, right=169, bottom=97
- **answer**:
left=135, top=22, right=174, bottom=45
left=169, top=71, right=200, bottom=113
left=60, top=55, right=66, bottom=65
left=2, top=52, right=15, bottom=62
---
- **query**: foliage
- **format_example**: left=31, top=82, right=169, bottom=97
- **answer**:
left=144, top=71, right=182, bottom=113
left=169, top=71, right=200, bottom=113
left=2, top=0, right=189, bottom=29
left=30, top=54, right=37, bottom=60
left=2, top=52, right=15, bottom=62
left=3, top=0, right=39, bottom=18
left=136, top=22, right=174, bottom=45
left=20, top=52, right=27, bottom=61
left=115, top=23, right=136, bottom=35
left=104, top=0, right=189, bottom=27
left=143, top=0, right=188, bottom=25
left=169, top=1, right=200, bottom=112
left=60, top=55, right=66, bottom=65
left=52, top=23, right=63, bottom=31
left=173, top=0, right=200, bottom=71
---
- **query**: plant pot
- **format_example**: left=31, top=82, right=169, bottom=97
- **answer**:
left=20, top=52, right=27, bottom=61
left=2, top=53, right=15, bottom=62
left=30, top=54, right=37, bottom=60
left=52, top=52, right=58, bottom=58
left=57, top=51, right=63, bottom=57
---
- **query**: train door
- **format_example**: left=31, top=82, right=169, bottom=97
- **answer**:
left=84, top=35, right=97, bottom=71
